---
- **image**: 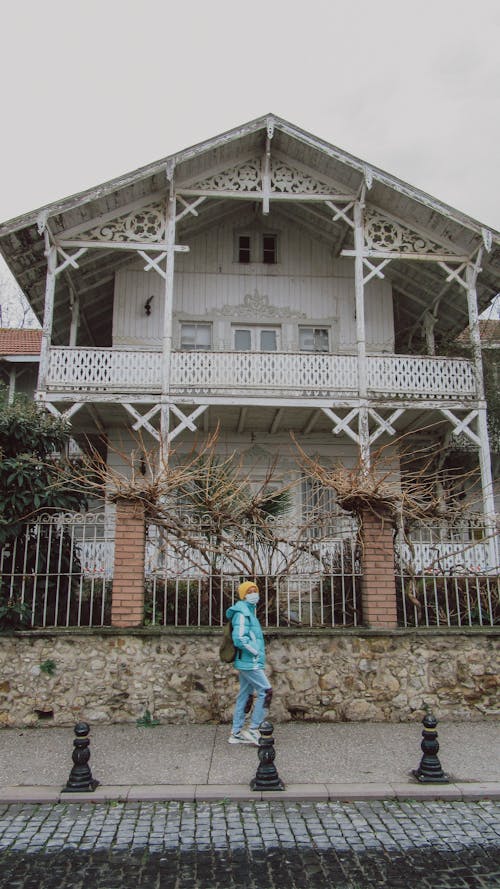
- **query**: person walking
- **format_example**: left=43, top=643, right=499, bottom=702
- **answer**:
left=226, top=580, right=272, bottom=745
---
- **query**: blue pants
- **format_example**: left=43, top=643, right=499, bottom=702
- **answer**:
left=232, top=668, right=271, bottom=733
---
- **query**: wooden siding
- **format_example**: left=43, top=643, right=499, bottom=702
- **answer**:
left=112, top=213, right=394, bottom=352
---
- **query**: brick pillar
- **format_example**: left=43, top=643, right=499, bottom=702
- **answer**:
left=111, top=498, right=146, bottom=627
left=360, top=508, right=398, bottom=628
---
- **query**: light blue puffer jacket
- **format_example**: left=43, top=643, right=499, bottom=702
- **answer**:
left=226, top=600, right=266, bottom=671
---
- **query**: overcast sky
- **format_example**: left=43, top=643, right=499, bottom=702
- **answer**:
left=1, top=0, right=499, bottom=234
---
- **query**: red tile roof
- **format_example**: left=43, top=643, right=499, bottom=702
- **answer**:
left=477, top=319, right=500, bottom=344
left=0, top=328, right=42, bottom=355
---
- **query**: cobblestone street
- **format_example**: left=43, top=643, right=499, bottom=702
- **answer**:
left=0, top=799, right=499, bottom=888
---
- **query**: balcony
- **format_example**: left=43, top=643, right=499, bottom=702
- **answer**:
left=46, top=348, right=477, bottom=403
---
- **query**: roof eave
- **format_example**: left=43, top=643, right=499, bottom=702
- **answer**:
left=2, top=113, right=500, bottom=248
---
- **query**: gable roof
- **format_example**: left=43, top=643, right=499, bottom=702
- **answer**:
left=0, top=113, right=499, bottom=348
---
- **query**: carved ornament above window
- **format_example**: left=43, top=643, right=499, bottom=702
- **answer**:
left=215, top=289, right=307, bottom=319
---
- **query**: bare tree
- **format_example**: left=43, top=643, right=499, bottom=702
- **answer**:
left=0, top=257, right=39, bottom=328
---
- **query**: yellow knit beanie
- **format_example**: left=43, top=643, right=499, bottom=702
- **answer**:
left=238, top=581, right=258, bottom=600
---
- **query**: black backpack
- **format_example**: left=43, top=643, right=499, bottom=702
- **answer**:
left=219, top=619, right=236, bottom=663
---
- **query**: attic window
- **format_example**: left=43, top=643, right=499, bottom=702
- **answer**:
left=238, top=235, right=251, bottom=264
left=262, top=234, right=277, bottom=264
left=236, top=232, right=278, bottom=263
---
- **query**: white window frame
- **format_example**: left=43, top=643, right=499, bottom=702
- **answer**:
left=232, top=325, right=281, bottom=351
left=299, top=326, right=330, bottom=353
left=179, top=321, right=212, bottom=351
left=234, top=231, right=279, bottom=264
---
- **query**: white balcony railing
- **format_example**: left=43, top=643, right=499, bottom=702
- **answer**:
left=46, top=348, right=476, bottom=401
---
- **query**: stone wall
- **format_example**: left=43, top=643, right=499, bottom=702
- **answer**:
left=0, top=628, right=498, bottom=728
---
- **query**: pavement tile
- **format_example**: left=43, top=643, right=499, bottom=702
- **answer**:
left=453, top=782, right=500, bottom=800
left=128, top=784, right=196, bottom=801
left=194, top=784, right=254, bottom=801
left=262, top=783, right=329, bottom=801
left=0, top=786, right=60, bottom=804
left=326, top=782, right=396, bottom=800
left=60, top=784, right=130, bottom=802
left=391, top=781, right=464, bottom=800
left=58, top=786, right=126, bottom=803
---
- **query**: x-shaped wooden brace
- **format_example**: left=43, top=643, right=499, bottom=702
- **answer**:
left=124, top=403, right=161, bottom=441
left=363, top=257, right=391, bottom=285
left=137, top=250, right=168, bottom=280
left=54, top=247, right=88, bottom=276
left=368, top=408, right=404, bottom=446
left=322, top=407, right=360, bottom=444
left=44, top=402, right=83, bottom=422
left=176, top=196, right=206, bottom=224
left=325, top=200, right=355, bottom=229
left=441, top=408, right=480, bottom=447
left=167, top=404, right=208, bottom=443
left=438, top=261, right=468, bottom=290
left=138, top=244, right=190, bottom=280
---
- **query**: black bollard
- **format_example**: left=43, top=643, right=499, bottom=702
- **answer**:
left=62, top=722, right=99, bottom=792
left=250, top=721, right=285, bottom=791
left=412, top=712, right=449, bottom=784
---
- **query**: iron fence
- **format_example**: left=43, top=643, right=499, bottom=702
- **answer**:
left=0, top=512, right=113, bottom=628
left=396, top=519, right=500, bottom=628
left=145, top=517, right=362, bottom=628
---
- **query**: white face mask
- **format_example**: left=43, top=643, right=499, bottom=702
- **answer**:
left=245, top=592, right=260, bottom=606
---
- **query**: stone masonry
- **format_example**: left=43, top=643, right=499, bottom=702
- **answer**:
left=0, top=629, right=497, bottom=728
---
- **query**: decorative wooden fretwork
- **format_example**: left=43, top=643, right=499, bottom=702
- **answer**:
left=364, top=208, right=445, bottom=255
left=270, top=161, right=336, bottom=194
left=193, top=159, right=262, bottom=192
left=186, top=159, right=339, bottom=196
left=46, top=348, right=476, bottom=402
left=214, top=289, right=307, bottom=319
left=80, top=203, right=167, bottom=243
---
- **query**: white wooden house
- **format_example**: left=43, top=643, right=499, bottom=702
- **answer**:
left=1, top=115, right=499, bottom=626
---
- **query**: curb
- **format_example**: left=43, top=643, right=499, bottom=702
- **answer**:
left=1, top=782, right=499, bottom=804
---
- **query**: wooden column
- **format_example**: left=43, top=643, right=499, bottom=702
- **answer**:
left=466, top=260, right=497, bottom=567
left=353, top=199, right=370, bottom=465
left=111, top=498, right=146, bottom=627
left=37, top=235, right=57, bottom=395
left=361, top=508, right=398, bottom=628
left=160, top=172, right=176, bottom=463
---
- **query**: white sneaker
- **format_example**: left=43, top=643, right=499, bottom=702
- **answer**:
left=242, top=728, right=260, bottom=745
left=228, top=729, right=259, bottom=746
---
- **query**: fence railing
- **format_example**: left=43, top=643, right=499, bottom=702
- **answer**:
left=0, top=512, right=113, bottom=628
left=396, top=520, right=500, bottom=628
left=145, top=518, right=362, bottom=628
left=47, top=347, right=477, bottom=401
left=3, top=510, right=497, bottom=631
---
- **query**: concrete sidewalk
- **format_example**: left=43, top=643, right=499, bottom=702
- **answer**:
left=0, top=720, right=499, bottom=803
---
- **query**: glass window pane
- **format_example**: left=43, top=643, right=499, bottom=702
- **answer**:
left=260, top=329, right=277, bottom=351
left=181, top=323, right=211, bottom=350
left=315, top=329, right=329, bottom=352
left=197, top=325, right=211, bottom=348
left=238, top=235, right=251, bottom=263
left=181, top=324, right=196, bottom=349
left=299, top=327, right=329, bottom=352
left=299, top=328, right=314, bottom=351
left=263, top=234, right=276, bottom=264
left=235, top=329, right=251, bottom=350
